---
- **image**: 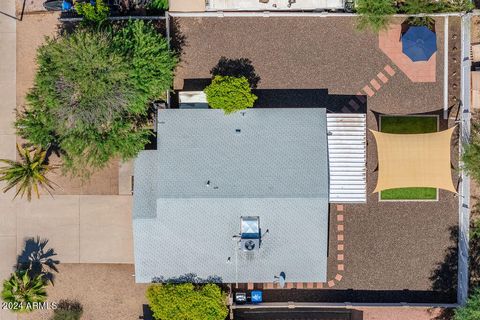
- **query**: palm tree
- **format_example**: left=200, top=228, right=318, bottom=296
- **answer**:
left=0, top=144, right=56, bottom=201
left=1, top=270, right=47, bottom=313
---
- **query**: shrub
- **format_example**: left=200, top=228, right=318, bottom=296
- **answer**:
left=1, top=270, right=47, bottom=313
left=398, top=0, right=473, bottom=17
left=0, top=144, right=56, bottom=201
left=204, top=76, right=257, bottom=114
left=437, top=0, right=474, bottom=13
left=462, top=122, right=480, bottom=184
left=146, top=283, right=228, bottom=320
left=398, top=0, right=436, bottom=14
left=148, top=0, right=169, bottom=10
left=17, top=21, right=176, bottom=177
left=454, top=289, right=480, bottom=320
left=113, top=20, right=177, bottom=104
left=51, top=299, right=83, bottom=320
left=355, top=0, right=396, bottom=33
left=75, top=0, right=109, bottom=24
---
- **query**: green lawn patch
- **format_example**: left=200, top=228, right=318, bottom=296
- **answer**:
left=380, top=116, right=438, bottom=134
left=379, top=115, right=438, bottom=201
left=380, top=187, right=437, bottom=200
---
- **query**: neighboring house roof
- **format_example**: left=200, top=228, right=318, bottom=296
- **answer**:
left=371, top=127, right=457, bottom=193
left=132, top=108, right=329, bottom=283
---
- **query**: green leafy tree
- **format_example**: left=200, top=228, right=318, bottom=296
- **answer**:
left=16, top=22, right=176, bottom=177
left=75, top=0, right=109, bottom=24
left=204, top=75, right=257, bottom=114
left=1, top=270, right=47, bottom=313
left=355, top=0, right=397, bottom=33
left=51, top=299, right=83, bottom=320
left=0, top=144, right=56, bottom=201
left=454, top=289, right=480, bottom=320
left=146, top=283, right=228, bottom=320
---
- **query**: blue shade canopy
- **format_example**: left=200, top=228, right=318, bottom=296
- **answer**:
left=402, top=26, right=437, bottom=62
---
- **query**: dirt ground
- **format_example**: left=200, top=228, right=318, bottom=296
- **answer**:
left=358, top=307, right=447, bottom=320
left=16, top=0, right=48, bottom=16
left=17, top=264, right=149, bottom=320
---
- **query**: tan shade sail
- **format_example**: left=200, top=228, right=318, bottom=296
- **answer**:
left=371, top=127, right=457, bottom=193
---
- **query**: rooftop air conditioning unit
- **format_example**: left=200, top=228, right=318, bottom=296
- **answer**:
left=240, top=216, right=261, bottom=252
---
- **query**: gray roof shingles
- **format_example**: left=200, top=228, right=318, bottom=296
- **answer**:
left=133, top=108, right=330, bottom=283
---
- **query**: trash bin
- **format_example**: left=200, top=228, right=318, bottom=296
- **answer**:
left=251, top=290, right=263, bottom=303
left=235, top=292, right=247, bottom=304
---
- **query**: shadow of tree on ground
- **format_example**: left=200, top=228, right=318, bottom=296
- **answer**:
left=17, top=237, right=60, bottom=285
left=211, top=56, right=261, bottom=88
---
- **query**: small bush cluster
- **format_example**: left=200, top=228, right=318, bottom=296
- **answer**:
left=16, top=20, right=176, bottom=177
left=74, top=0, right=110, bottom=24
left=356, top=0, right=473, bottom=32
left=1, top=271, right=47, bottom=313
left=148, top=0, right=169, bottom=10
left=204, top=76, right=257, bottom=114
left=454, top=289, right=480, bottom=320
left=462, top=121, right=480, bottom=184
left=51, top=299, right=83, bottom=320
left=146, top=283, right=228, bottom=320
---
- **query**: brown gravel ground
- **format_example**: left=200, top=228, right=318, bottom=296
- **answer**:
left=174, top=16, right=460, bottom=296
left=17, top=264, right=148, bottom=320
left=358, top=307, right=445, bottom=320
left=173, top=16, right=445, bottom=114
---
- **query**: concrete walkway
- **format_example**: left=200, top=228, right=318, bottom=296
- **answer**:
left=0, top=0, right=18, bottom=319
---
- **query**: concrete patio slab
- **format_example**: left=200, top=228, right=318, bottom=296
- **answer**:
left=0, top=135, right=16, bottom=159
left=118, top=160, right=133, bottom=195
left=79, top=196, right=134, bottom=263
left=0, top=200, right=16, bottom=236
left=0, top=33, right=16, bottom=75
left=0, top=0, right=16, bottom=20
left=15, top=196, right=80, bottom=263
left=0, top=81, right=16, bottom=135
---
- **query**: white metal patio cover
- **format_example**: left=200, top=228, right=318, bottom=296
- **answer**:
left=370, top=127, right=457, bottom=193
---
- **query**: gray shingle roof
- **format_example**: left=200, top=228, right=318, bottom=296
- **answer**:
left=133, top=108, right=329, bottom=283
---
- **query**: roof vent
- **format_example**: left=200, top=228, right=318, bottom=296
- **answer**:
left=240, top=216, right=261, bottom=252
left=235, top=129, right=241, bottom=134
left=244, top=240, right=256, bottom=251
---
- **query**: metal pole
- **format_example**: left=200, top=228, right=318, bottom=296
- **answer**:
left=165, top=11, right=171, bottom=109
left=444, top=16, right=449, bottom=119
left=235, top=240, right=239, bottom=288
